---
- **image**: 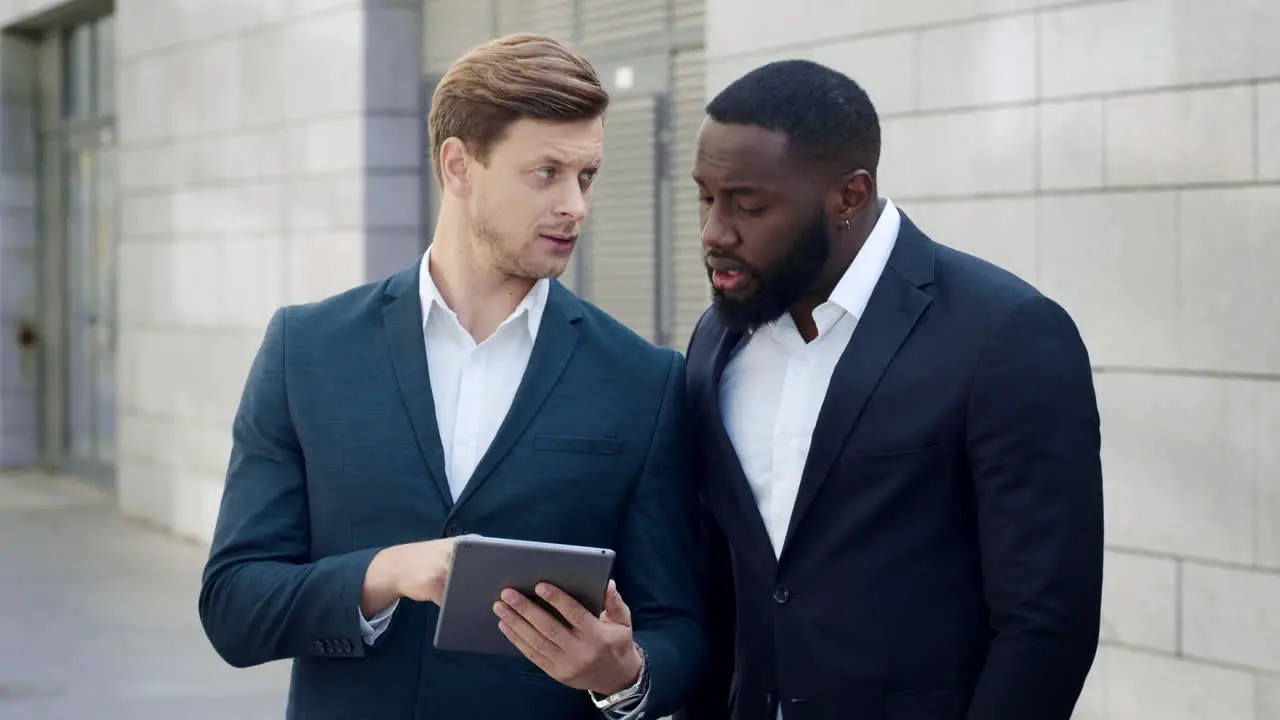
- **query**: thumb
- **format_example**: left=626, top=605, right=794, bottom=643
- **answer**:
left=602, top=580, right=632, bottom=627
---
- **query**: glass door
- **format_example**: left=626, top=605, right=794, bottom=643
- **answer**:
left=37, top=14, right=117, bottom=484
left=93, top=142, right=117, bottom=469
left=63, top=134, right=116, bottom=475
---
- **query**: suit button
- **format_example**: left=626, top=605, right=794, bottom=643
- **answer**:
left=444, top=523, right=463, bottom=537
left=773, top=585, right=790, bottom=604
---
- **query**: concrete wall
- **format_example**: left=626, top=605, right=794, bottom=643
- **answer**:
left=111, top=0, right=424, bottom=539
left=708, top=0, right=1280, bottom=717
left=0, top=0, right=425, bottom=539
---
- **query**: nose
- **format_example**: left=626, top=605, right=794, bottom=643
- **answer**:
left=701, top=204, right=736, bottom=252
left=557, top=185, right=587, bottom=224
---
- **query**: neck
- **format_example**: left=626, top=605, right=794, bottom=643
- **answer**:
left=788, top=196, right=884, bottom=342
left=428, top=202, right=536, bottom=343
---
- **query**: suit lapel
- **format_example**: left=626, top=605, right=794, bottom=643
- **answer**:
left=448, top=282, right=583, bottom=515
left=699, top=317, right=778, bottom=568
left=382, top=264, right=453, bottom=508
left=781, top=216, right=936, bottom=553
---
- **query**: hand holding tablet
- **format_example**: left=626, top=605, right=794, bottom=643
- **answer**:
left=433, top=535, right=645, bottom=698
left=494, top=579, right=643, bottom=697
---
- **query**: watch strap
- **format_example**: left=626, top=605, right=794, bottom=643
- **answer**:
left=590, top=643, right=649, bottom=710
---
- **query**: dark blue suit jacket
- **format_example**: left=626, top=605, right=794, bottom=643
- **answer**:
left=198, top=262, right=708, bottom=719
left=679, top=213, right=1104, bottom=720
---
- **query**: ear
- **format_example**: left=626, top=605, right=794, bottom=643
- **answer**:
left=438, top=137, right=474, bottom=197
left=833, top=169, right=875, bottom=225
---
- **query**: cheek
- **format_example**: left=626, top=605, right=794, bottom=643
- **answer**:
left=738, top=223, right=795, bottom=270
left=478, top=186, right=533, bottom=233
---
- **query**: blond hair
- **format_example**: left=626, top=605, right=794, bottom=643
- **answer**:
left=428, top=33, right=609, bottom=179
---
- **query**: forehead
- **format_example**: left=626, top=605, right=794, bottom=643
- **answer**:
left=492, top=116, right=604, bottom=165
left=693, top=119, right=796, bottom=188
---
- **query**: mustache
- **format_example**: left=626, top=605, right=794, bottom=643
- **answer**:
left=539, top=226, right=580, bottom=237
left=704, top=252, right=762, bottom=277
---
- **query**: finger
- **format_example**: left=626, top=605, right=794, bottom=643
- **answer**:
left=535, top=583, right=597, bottom=631
left=497, top=617, right=556, bottom=672
left=497, top=591, right=572, bottom=654
left=603, top=580, right=632, bottom=627
left=495, top=599, right=563, bottom=662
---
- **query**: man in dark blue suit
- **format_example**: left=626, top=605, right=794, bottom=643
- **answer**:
left=678, top=60, right=1103, bottom=720
left=198, top=34, right=706, bottom=720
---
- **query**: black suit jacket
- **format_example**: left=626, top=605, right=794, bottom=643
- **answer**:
left=678, top=213, right=1103, bottom=720
left=198, top=264, right=708, bottom=719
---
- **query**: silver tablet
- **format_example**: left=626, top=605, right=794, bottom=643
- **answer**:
left=433, top=534, right=617, bottom=657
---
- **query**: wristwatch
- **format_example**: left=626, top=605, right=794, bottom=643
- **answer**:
left=590, top=643, right=649, bottom=711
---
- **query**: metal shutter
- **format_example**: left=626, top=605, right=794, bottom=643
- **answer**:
left=495, top=0, right=574, bottom=40
left=671, top=48, right=709, bottom=346
left=580, top=0, right=666, bottom=46
left=421, top=73, right=443, bottom=245
left=423, top=0, right=495, bottom=74
left=674, top=0, right=705, bottom=31
left=556, top=248, right=581, bottom=296
left=583, top=96, right=658, bottom=340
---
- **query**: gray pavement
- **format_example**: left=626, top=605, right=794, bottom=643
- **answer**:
left=0, top=472, right=289, bottom=719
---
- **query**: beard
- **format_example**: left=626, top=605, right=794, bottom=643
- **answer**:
left=708, top=211, right=831, bottom=334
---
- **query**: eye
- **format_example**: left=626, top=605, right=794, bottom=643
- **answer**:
left=699, top=196, right=713, bottom=206
left=534, top=167, right=556, bottom=179
left=739, top=205, right=766, bottom=216
left=580, top=169, right=597, bottom=184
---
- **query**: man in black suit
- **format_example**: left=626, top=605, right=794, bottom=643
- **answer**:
left=678, top=59, right=1103, bottom=720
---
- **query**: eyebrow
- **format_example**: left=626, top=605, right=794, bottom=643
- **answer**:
left=536, top=154, right=602, bottom=169
left=695, top=178, right=768, bottom=196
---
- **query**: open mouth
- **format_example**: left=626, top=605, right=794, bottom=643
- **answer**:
left=706, top=256, right=752, bottom=292
left=710, top=269, right=749, bottom=291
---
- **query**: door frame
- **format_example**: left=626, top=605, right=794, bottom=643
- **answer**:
left=35, top=20, right=118, bottom=489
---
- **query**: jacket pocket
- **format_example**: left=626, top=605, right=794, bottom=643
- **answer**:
left=534, top=434, right=624, bottom=455
left=885, top=684, right=959, bottom=720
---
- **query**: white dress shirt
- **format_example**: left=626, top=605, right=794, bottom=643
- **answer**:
left=359, top=247, right=548, bottom=641
left=357, top=249, right=649, bottom=719
left=719, top=199, right=901, bottom=718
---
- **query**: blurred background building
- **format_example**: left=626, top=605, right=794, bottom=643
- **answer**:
left=0, top=0, right=1275, bottom=717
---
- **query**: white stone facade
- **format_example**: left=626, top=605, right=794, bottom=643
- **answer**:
left=0, top=0, right=426, bottom=539
left=107, top=0, right=424, bottom=540
left=0, top=0, right=1275, bottom=716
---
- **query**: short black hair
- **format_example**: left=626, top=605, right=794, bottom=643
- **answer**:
left=705, top=59, right=880, bottom=178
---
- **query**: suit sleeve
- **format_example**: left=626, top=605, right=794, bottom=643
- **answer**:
left=964, top=295, right=1104, bottom=720
left=198, top=307, right=386, bottom=668
left=614, top=351, right=710, bottom=718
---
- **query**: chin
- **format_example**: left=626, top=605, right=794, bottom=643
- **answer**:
left=527, top=259, right=571, bottom=281
left=711, top=279, right=761, bottom=306
left=713, top=290, right=787, bottom=334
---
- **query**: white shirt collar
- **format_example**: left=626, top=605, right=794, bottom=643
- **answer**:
left=767, top=197, right=902, bottom=343
left=418, top=245, right=550, bottom=341
left=826, top=196, right=901, bottom=320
